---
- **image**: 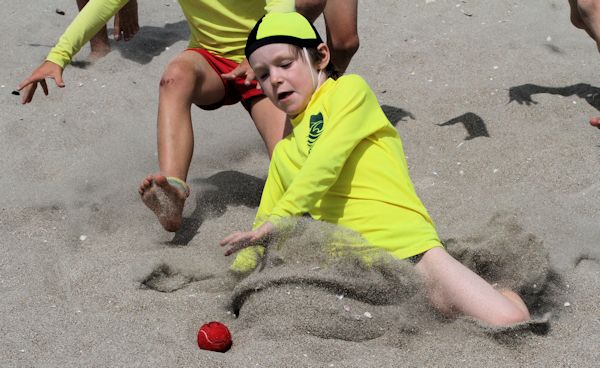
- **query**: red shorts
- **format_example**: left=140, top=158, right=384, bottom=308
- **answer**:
left=187, top=48, right=264, bottom=111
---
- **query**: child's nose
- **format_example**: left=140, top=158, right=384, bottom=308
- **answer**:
left=270, top=69, right=283, bottom=85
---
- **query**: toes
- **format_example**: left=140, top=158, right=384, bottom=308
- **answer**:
left=153, top=175, right=168, bottom=187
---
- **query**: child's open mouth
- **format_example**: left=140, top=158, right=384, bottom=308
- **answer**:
left=278, top=91, right=293, bottom=101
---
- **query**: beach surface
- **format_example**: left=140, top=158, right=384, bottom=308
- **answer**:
left=1, top=0, right=599, bottom=366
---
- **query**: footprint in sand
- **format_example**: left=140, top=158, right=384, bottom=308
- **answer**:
left=140, top=263, right=213, bottom=293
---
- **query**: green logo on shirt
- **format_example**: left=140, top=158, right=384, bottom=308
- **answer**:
left=308, top=112, right=324, bottom=152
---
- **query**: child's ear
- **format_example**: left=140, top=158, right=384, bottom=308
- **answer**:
left=316, top=43, right=330, bottom=70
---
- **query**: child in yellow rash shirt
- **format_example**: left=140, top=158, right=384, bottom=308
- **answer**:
left=17, top=0, right=359, bottom=234
left=220, top=12, right=531, bottom=327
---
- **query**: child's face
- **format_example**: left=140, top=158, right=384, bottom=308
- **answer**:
left=250, top=44, right=318, bottom=117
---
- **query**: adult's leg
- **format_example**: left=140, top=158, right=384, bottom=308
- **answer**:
left=296, top=0, right=326, bottom=22
left=296, top=0, right=360, bottom=73
left=322, top=0, right=359, bottom=73
left=248, top=96, right=290, bottom=157
left=76, top=0, right=110, bottom=59
left=568, top=0, right=600, bottom=127
left=139, top=50, right=226, bottom=231
left=570, top=0, right=600, bottom=51
left=415, top=247, right=530, bottom=327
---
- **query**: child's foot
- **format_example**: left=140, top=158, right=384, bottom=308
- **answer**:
left=139, top=174, right=190, bottom=232
left=590, top=117, right=600, bottom=129
left=89, top=29, right=111, bottom=60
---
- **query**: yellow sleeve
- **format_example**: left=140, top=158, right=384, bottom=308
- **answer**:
left=265, top=0, right=295, bottom=13
left=269, top=76, right=388, bottom=219
left=46, top=0, right=129, bottom=68
left=230, top=153, right=286, bottom=273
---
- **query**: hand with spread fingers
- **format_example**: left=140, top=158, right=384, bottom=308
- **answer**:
left=221, top=58, right=257, bottom=87
left=220, top=222, right=275, bottom=256
left=17, top=61, right=64, bottom=104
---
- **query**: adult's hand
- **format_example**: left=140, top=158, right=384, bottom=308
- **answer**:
left=17, top=61, right=64, bottom=104
left=221, top=58, right=256, bottom=86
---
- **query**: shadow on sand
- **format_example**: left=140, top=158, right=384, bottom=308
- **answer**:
left=438, top=112, right=490, bottom=140
left=508, top=83, right=600, bottom=111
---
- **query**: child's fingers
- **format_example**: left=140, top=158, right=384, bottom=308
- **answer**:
left=219, top=232, right=243, bottom=246
left=41, top=80, right=49, bottom=96
left=17, top=75, right=37, bottom=91
left=224, top=240, right=253, bottom=256
left=21, top=83, right=36, bottom=104
left=53, top=74, right=65, bottom=88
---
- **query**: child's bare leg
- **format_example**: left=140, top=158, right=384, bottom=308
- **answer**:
left=76, top=0, right=111, bottom=59
left=248, top=97, right=290, bottom=157
left=113, top=0, right=139, bottom=41
left=591, top=117, right=600, bottom=128
left=139, top=50, right=226, bottom=231
left=414, top=247, right=531, bottom=326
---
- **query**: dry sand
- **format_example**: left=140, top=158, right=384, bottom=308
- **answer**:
left=2, top=0, right=599, bottom=366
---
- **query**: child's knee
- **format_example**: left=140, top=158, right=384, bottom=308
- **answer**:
left=159, top=61, right=197, bottom=93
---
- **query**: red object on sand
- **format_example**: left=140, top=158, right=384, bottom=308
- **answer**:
left=197, top=321, right=232, bottom=352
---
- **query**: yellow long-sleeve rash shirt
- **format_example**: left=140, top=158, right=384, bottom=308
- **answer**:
left=46, top=0, right=294, bottom=68
left=231, top=75, right=442, bottom=272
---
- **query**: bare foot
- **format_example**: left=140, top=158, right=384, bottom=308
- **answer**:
left=76, top=0, right=111, bottom=60
left=89, top=27, right=111, bottom=60
left=139, top=174, right=189, bottom=232
left=590, top=117, right=600, bottom=129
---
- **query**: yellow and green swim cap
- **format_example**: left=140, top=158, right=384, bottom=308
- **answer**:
left=245, top=12, right=324, bottom=59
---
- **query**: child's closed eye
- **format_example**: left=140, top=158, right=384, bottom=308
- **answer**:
left=257, top=71, right=269, bottom=81
left=280, top=60, right=293, bottom=68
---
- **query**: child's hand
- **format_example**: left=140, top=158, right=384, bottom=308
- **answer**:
left=221, top=58, right=258, bottom=87
left=17, top=61, right=64, bottom=104
left=113, top=0, right=139, bottom=41
left=220, top=222, right=275, bottom=256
